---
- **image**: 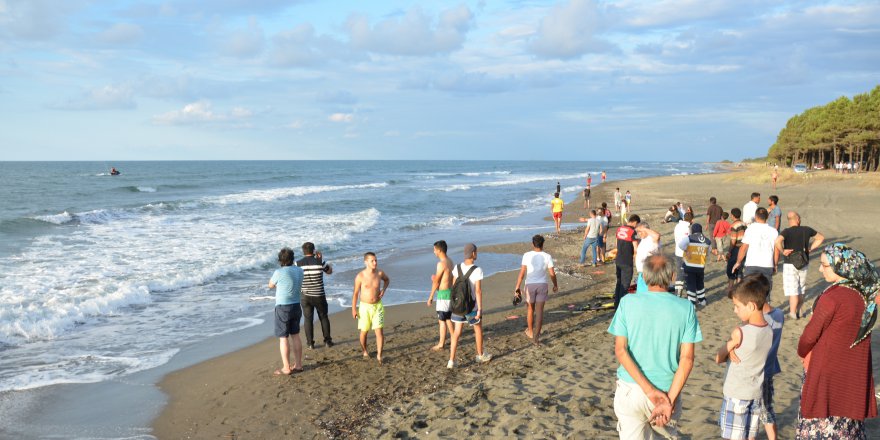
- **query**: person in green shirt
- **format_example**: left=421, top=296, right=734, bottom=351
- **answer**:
left=608, top=254, right=703, bottom=438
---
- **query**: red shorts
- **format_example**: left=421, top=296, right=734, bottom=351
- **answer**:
left=553, top=212, right=562, bottom=220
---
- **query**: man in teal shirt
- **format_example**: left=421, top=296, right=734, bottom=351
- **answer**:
left=608, top=254, right=702, bottom=439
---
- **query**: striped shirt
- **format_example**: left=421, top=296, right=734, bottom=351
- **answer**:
left=295, top=255, right=329, bottom=297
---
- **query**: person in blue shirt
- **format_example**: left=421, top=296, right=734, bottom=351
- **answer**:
left=269, top=247, right=305, bottom=376
left=608, top=254, right=703, bottom=439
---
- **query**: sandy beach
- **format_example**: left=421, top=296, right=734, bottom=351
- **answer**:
left=154, top=169, right=880, bottom=439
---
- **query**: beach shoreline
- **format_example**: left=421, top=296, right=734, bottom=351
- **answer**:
left=152, top=168, right=880, bottom=439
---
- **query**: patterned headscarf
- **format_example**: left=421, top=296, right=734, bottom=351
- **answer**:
left=823, top=243, right=880, bottom=347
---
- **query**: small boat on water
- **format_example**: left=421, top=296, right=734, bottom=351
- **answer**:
left=110, top=167, right=121, bottom=176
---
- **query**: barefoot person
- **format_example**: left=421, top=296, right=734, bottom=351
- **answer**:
left=448, top=243, right=492, bottom=368
left=513, top=234, right=558, bottom=346
left=268, top=247, right=304, bottom=376
left=551, top=192, right=564, bottom=234
left=426, top=240, right=454, bottom=351
left=352, top=252, right=390, bottom=364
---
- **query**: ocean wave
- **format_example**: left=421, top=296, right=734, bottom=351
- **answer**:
left=32, top=208, right=139, bottom=226
left=429, top=172, right=589, bottom=192
left=209, top=182, right=388, bottom=205
left=0, top=349, right=179, bottom=393
left=136, top=186, right=157, bottom=193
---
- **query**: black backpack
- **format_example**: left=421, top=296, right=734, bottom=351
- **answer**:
left=450, top=264, right=477, bottom=315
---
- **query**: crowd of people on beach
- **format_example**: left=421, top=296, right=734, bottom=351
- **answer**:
left=265, top=173, right=878, bottom=440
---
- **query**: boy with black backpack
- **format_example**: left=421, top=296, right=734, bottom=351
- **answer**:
left=447, top=243, right=492, bottom=369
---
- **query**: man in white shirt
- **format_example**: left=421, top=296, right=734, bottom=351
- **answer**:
left=733, top=207, right=779, bottom=298
left=742, top=192, right=760, bottom=225
left=514, top=235, right=558, bottom=346
left=672, top=213, right=693, bottom=296
left=635, top=223, right=661, bottom=292
left=579, top=210, right=601, bottom=266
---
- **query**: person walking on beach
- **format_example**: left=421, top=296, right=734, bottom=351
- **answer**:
left=743, top=193, right=760, bottom=225
left=602, top=170, right=607, bottom=183
left=625, top=190, right=632, bottom=208
left=598, top=203, right=610, bottom=264
left=796, top=244, right=878, bottom=439
left=619, top=199, right=629, bottom=226
left=673, top=212, right=693, bottom=296
left=677, top=223, right=710, bottom=307
left=775, top=212, right=824, bottom=319
left=767, top=195, right=781, bottom=232
left=352, top=252, right=390, bottom=364
left=514, top=235, right=558, bottom=346
left=706, top=197, right=723, bottom=257
left=614, top=188, right=622, bottom=213
left=551, top=192, right=564, bottom=234
left=715, top=276, right=773, bottom=440
left=726, top=208, right=747, bottom=291
left=269, top=247, right=305, bottom=376
left=733, top=208, right=779, bottom=298
left=426, top=240, right=454, bottom=351
left=297, top=242, right=334, bottom=349
left=583, top=183, right=592, bottom=210
left=579, top=209, right=601, bottom=266
left=713, top=212, right=731, bottom=262
left=608, top=255, right=702, bottom=438
left=448, top=243, right=492, bottom=368
left=771, top=168, right=779, bottom=190
left=587, top=173, right=592, bottom=188
left=634, top=222, right=661, bottom=292
left=613, top=214, right=640, bottom=309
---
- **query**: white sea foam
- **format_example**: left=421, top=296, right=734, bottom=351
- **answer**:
left=431, top=172, right=589, bottom=192
left=209, top=182, right=388, bottom=205
left=33, top=211, right=74, bottom=225
left=136, top=186, right=157, bottom=192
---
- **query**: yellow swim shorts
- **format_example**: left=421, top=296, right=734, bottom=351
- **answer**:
left=358, top=301, right=385, bottom=331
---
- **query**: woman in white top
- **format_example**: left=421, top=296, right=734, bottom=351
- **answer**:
left=513, top=234, right=558, bottom=346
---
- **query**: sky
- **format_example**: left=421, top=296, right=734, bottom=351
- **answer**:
left=0, top=0, right=878, bottom=161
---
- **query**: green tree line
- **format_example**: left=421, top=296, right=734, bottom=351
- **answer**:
left=768, top=85, right=880, bottom=171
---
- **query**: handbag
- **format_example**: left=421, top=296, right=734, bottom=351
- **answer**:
left=789, top=250, right=809, bottom=270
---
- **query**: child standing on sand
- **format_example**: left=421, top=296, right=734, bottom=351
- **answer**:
left=426, top=240, right=454, bottom=351
left=269, top=247, right=305, bottom=376
left=352, top=252, right=390, bottom=364
left=715, top=276, right=773, bottom=440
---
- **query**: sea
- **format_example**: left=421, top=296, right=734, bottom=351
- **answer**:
left=0, top=160, right=716, bottom=438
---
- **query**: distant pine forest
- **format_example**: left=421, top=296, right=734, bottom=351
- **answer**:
left=768, top=85, right=879, bottom=171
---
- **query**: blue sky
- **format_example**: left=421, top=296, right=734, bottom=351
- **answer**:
left=1, top=0, right=878, bottom=161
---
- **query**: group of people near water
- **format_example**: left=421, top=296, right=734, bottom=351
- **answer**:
left=572, top=185, right=876, bottom=439
left=266, top=177, right=878, bottom=440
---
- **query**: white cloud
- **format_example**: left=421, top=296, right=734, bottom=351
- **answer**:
left=269, top=23, right=350, bottom=67
left=153, top=100, right=253, bottom=126
left=528, top=0, right=613, bottom=59
left=287, top=119, right=305, bottom=129
left=98, top=23, right=144, bottom=44
left=219, top=17, right=264, bottom=58
left=346, top=5, right=474, bottom=56
left=51, top=84, right=136, bottom=110
left=0, top=0, right=77, bottom=41
left=328, top=113, right=354, bottom=123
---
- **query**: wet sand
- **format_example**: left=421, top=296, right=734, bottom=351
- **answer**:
left=154, top=170, right=880, bottom=439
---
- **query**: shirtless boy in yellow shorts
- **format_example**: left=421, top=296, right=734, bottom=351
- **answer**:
left=352, top=252, right=390, bottom=364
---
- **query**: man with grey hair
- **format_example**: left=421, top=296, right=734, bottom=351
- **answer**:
left=608, top=255, right=703, bottom=438
left=775, top=212, right=824, bottom=319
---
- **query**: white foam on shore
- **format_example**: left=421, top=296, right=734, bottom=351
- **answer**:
left=430, top=172, right=590, bottom=192
left=209, top=182, right=388, bottom=205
